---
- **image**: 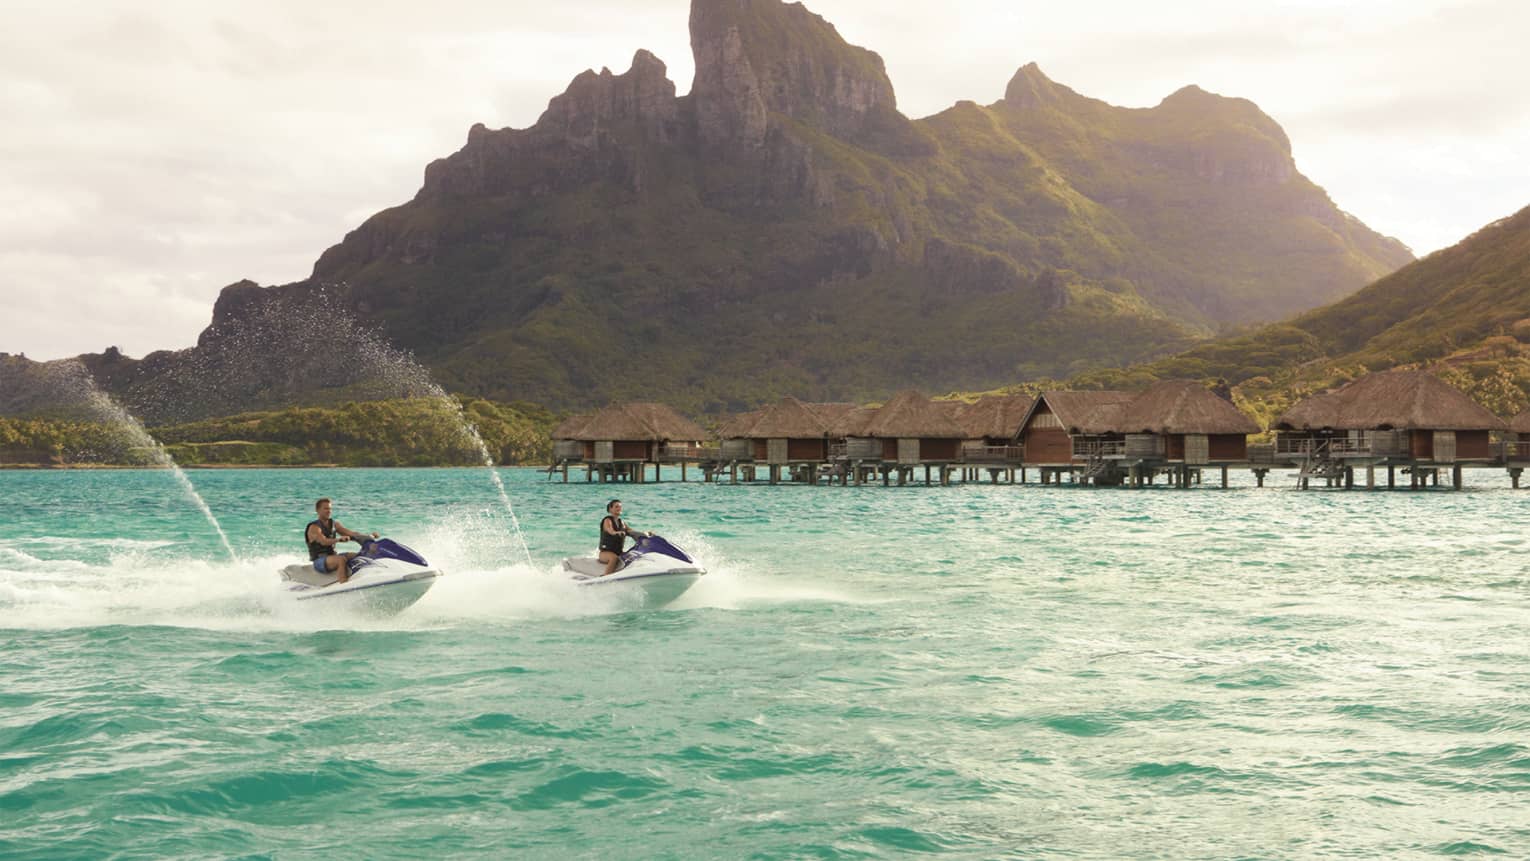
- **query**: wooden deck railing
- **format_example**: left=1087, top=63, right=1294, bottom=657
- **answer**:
left=659, top=443, right=717, bottom=461
left=1276, top=435, right=1407, bottom=458
left=1275, top=437, right=1325, bottom=456
left=1072, top=439, right=1125, bottom=458
left=961, top=444, right=1024, bottom=464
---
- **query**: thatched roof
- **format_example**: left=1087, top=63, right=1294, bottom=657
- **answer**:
left=551, top=413, right=592, bottom=440
left=715, top=410, right=762, bottom=440
left=827, top=405, right=878, bottom=437
left=1512, top=409, right=1530, bottom=434
left=956, top=395, right=1036, bottom=439
left=808, top=402, right=859, bottom=429
left=858, top=390, right=967, bottom=438
left=747, top=396, right=834, bottom=438
left=1116, top=380, right=1260, bottom=435
left=573, top=402, right=709, bottom=441
left=1026, top=391, right=1134, bottom=434
left=1276, top=369, right=1506, bottom=432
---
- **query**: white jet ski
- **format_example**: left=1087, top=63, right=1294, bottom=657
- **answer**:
left=563, top=534, right=705, bottom=607
left=280, top=538, right=442, bottom=616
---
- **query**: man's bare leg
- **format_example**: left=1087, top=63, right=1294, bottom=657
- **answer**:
left=326, top=554, right=351, bottom=584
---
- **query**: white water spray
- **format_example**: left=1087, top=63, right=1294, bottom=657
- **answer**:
left=56, top=361, right=239, bottom=562
left=314, top=297, right=535, bottom=567
left=87, top=288, right=536, bottom=568
left=434, top=395, right=534, bottom=568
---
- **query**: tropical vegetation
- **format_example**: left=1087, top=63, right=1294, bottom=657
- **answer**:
left=0, top=398, right=557, bottom=467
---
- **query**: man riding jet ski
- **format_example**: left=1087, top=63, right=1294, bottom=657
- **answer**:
left=280, top=498, right=442, bottom=615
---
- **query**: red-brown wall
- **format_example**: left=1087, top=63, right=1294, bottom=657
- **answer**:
left=1023, top=428, right=1073, bottom=464
left=1457, top=430, right=1490, bottom=459
left=1409, top=430, right=1433, bottom=460
left=613, top=441, right=648, bottom=460
left=788, top=439, right=826, bottom=460
left=1209, top=435, right=1247, bottom=461
left=921, top=439, right=959, bottom=461
left=1166, top=435, right=1185, bottom=460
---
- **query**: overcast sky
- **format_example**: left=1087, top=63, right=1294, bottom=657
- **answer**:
left=4, top=0, right=1527, bottom=361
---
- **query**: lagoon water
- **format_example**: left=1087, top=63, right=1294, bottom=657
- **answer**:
left=2, top=467, right=1528, bottom=859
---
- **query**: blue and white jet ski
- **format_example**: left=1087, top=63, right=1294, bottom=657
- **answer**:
left=280, top=538, right=442, bottom=616
left=563, top=534, right=705, bottom=607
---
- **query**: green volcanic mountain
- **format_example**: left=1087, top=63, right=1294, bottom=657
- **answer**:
left=4, top=0, right=1409, bottom=421
left=1071, top=203, right=1530, bottom=423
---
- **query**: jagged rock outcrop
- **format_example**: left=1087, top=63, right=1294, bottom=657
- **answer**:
left=417, top=49, right=679, bottom=203
left=539, top=49, right=680, bottom=148
left=690, top=0, right=905, bottom=149
left=199, top=280, right=268, bottom=347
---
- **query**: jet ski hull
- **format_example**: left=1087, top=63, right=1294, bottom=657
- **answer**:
left=567, top=565, right=704, bottom=607
left=562, top=535, right=705, bottom=608
left=280, top=542, right=441, bottom=616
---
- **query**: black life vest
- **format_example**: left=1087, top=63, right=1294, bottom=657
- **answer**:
left=599, top=515, right=626, bottom=554
left=307, top=518, right=336, bottom=560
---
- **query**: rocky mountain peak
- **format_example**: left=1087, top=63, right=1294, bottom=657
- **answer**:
left=1147, top=84, right=1296, bottom=185
left=200, top=279, right=267, bottom=347
left=539, top=48, right=680, bottom=148
left=1155, top=85, right=1291, bottom=152
left=689, top=0, right=902, bottom=149
left=416, top=50, right=680, bottom=201
left=1003, top=62, right=1067, bottom=108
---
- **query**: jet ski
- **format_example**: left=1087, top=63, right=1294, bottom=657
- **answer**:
left=563, top=534, right=705, bottom=607
left=280, top=538, right=442, bottom=616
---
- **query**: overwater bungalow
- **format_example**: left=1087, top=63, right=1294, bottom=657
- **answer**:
left=567, top=402, right=709, bottom=482
left=1096, top=380, right=1260, bottom=487
left=954, top=395, right=1032, bottom=479
left=734, top=396, right=839, bottom=484
left=550, top=413, right=593, bottom=470
left=848, top=390, right=968, bottom=485
left=715, top=409, right=763, bottom=463
left=1015, top=383, right=1258, bottom=487
left=1272, top=369, right=1507, bottom=489
left=1015, top=390, right=1134, bottom=481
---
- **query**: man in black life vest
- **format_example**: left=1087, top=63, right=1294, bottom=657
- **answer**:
left=306, top=498, right=378, bottom=584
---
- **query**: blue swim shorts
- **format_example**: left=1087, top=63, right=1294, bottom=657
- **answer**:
left=312, top=556, right=329, bottom=573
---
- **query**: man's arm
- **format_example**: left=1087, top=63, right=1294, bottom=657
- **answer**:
left=335, top=521, right=379, bottom=541
left=307, top=523, right=343, bottom=548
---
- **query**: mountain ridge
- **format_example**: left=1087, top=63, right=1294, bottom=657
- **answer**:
left=2, top=0, right=1412, bottom=422
left=1064, top=203, right=1530, bottom=425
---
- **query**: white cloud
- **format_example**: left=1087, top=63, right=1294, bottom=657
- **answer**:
left=1, top=0, right=1526, bottom=360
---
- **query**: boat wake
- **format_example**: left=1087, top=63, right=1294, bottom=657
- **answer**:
left=0, top=527, right=864, bottom=632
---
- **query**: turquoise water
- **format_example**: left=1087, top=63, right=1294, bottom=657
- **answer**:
left=2, top=467, right=1528, bottom=859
